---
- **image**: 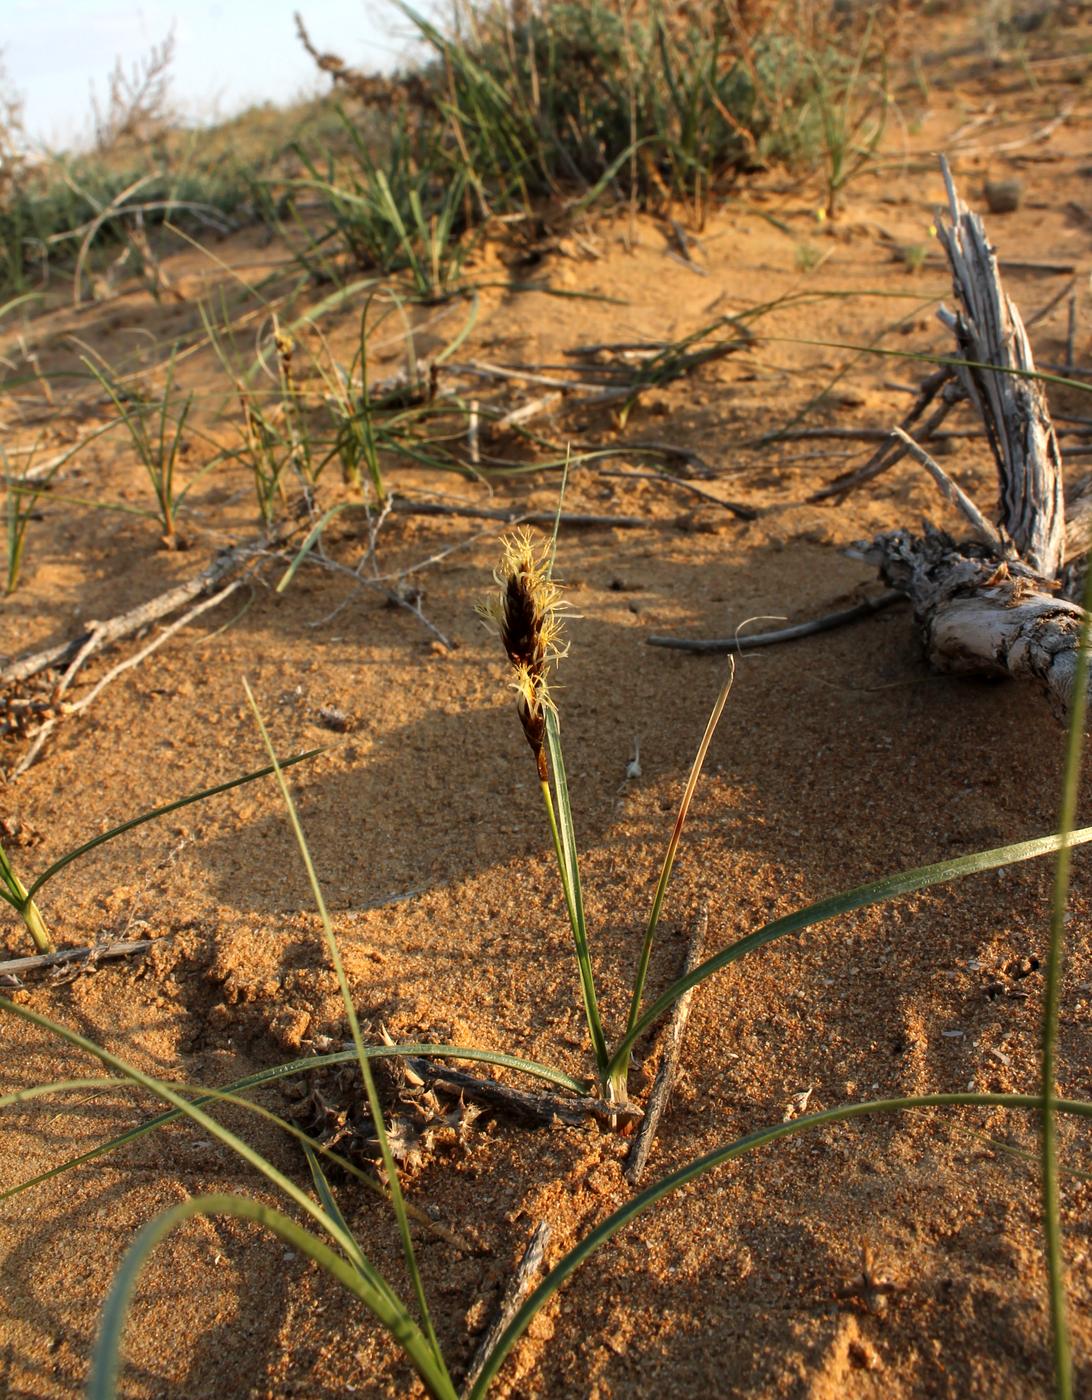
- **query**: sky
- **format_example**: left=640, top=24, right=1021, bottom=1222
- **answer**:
left=4, top=0, right=425, bottom=149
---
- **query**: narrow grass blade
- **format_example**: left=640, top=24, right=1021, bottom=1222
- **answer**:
left=764, top=337, right=1091, bottom=397
left=624, top=662, right=734, bottom=1038
left=0, top=1044, right=589, bottom=1203
left=275, top=504, right=353, bottom=594
left=0, top=1063, right=470, bottom=1249
left=433, top=291, right=479, bottom=365
left=607, top=825, right=1092, bottom=1080
left=0, top=840, right=52, bottom=951
left=0, top=997, right=376, bottom=1261
left=0, top=1076, right=126, bottom=1109
left=543, top=709, right=609, bottom=1081
left=302, top=1143, right=382, bottom=1286
left=89, top=1193, right=457, bottom=1400
left=1040, top=556, right=1092, bottom=1400
left=468, top=1091, right=1092, bottom=1398
left=303, top=1141, right=353, bottom=1236
left=1, top=1007, right=434, bottom=1377
left=25, top=750, right=322, bottom=902
left=244, top=681, right=448, bottom=1375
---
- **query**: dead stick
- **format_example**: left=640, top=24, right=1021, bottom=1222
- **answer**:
left=0, top=533, right=283, bottom=688
left=494, top=391, right=563, bottom=431
left=605, top=440, right=720, bottom=477
left=1066, top=294, right=1078, bottom=376
left=403, top=1059, right=641, bottom=1130
left=776, top=426, right=927, bottom=443
left=891, top=428, right=1004, bottom=549
left=289, top=552, right=453, bottom=649
left=444, top=359, right=607, bottom=392
left=1025, top=276, right=1077, bottom=330
left=921, top=255, right=1077, bottom=276
left=815, top=396, right=960, bottom=503
left=0, top=939, right=153, bottom=981
left=391, top=500, right=658, bottom=530
left=808, top=368, right=959, bottom=502
left=780, top=425, right=1089, bottom=445
left=647, top=591, right=903, bottom=653
left=71, top=580, right=243, bottom=719
left=462, top=1222, right=551, bottom=1396
left=55, top=623, right=107, bottom=700
left=625, top=905, right=707, bottom=1186
left=564, top=340, right=669, bottom=356
left=10, top=580, right=245, bottom=779
left=599, top=470, right=756, bottom=519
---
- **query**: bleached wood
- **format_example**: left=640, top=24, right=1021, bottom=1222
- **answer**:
left=861, top=527, right=1085, bottom=719
left=934, top=157, right=1065, bottom=577
left=856, top=161, right=1085, bottom=721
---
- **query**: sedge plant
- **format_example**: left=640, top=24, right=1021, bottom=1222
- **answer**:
left=202, top=304, right=295, bottom=530
left=3, top=442, right=59, bottom=596
left=2, top=638, right=1090, bottom=1392
left=3, top=685, right=587, bottom=1400
left=4, top=529, right=1091, bottom=1390
left=2, top=420, right=120, bottom=593
left=3, top=521, right=1091, bottom=1388
left=478, top=525, right=731, bottom=1102
left=83, top=348, right=194, bottom=546
left=307, top=300, right=387, bottom=501
left=478, top=523, right=1092, bottom=1150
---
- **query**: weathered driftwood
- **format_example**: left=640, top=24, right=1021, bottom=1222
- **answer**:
left=934, top=178, right=1065, bottom=578
left=857, top=528, right=1086, bottom=720
left=858, top=158, right=1086, bottom=721
left=0, top=535, right=274, bottom=688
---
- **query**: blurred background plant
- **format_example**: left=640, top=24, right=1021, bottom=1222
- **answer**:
left=0, top=4, right=907, bottom=302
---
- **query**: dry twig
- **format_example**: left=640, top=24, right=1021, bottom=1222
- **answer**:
left=402, top=1058, right=641, bottom=1130
left=462, top=1222, right=551, bottom=1395
left=0, top=533, right=283, bottom=688
left=625, top=904, right=707, bottom=1186
left=647, top=592, right=903, bottom=653
left=0, top=938, right=153, bottom=986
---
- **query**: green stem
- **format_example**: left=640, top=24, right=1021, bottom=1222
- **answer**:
left=90, top=1194, right=457, bottom=1400
left=20, top=894, right=53, bottom=954
left=538, top=767, right=609, bottom=1086
left=245, top=684, right=444, bottom=1369
left=1041, top=568, right=1092, bottom=1400
left=606, top=823, right=1092, bottom=1084
left=1, top=1042, right=590, bottom=1204
left=0, top=844, right=52, bottom=953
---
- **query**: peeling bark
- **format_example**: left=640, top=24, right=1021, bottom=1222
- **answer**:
left=934, top=163, right=1065, bottom=578
left=858, top=527, right=1084, bottom=719
left=858, top=159, right=1086, bottom=721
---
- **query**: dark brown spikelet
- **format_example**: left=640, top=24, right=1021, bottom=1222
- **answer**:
left=479, top=529, right=568, bottom=780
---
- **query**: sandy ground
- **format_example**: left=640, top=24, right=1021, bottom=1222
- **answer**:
left=1, top=9, right=1091, bottom=1397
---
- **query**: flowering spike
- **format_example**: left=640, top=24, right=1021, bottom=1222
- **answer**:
left=479, top=528, right=568, bottom=779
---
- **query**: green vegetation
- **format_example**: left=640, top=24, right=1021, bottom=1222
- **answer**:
left=4, top=575, right=1089, bottom=1391
left=0, top=7, right=1087, bottom=1395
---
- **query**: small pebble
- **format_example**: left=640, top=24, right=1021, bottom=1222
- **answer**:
left=984, top=178, right=1023, bottom=214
